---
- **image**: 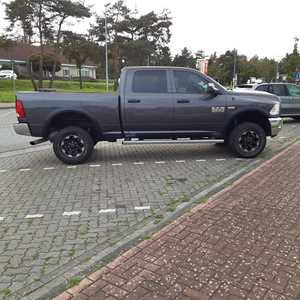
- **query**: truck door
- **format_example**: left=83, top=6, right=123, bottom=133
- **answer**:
left=171, top=70, right=226, bottom=136
left=286, top=84, right=300, bottom=115
left=122, top=69, right=174, bottom=138
left=268, top=84, right=292, bottom=116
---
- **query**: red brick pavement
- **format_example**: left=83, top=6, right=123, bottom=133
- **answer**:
left=55, top=143, right=300, bottom=300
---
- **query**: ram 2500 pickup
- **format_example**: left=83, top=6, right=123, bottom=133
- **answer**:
left=14, top=67, right=283, bottom=164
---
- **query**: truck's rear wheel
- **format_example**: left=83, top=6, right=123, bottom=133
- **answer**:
left=53, top=126, right=94, bottom=164
left=229, top=122, right=266, bottom=158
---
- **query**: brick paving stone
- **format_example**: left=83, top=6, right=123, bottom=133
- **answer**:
left=56, top=140, right=300, bottom=299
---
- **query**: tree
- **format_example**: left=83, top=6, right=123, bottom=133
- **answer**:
left=173, top=47, right=196, bottom=68
left=62, top=32, right=98, bottom=89
left=5, top=0, right=91, bottom=90
left=5, top=0, right=34, bottom=44
left=280, top=38, right=300, bottom=81
left=90, top=1, right=172, bottom=78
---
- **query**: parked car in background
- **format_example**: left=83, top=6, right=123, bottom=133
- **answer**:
left=0, top=70, right=17, bottom=80
left=255, top=83, right=300, bottom=119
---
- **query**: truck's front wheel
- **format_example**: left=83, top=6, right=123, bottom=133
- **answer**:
left=229, top=122, right=266, bottom=158
left=53, top=126, right=94, bottom=164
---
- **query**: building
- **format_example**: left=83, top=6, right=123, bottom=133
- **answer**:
left=0, top=43, right=97, bottom=80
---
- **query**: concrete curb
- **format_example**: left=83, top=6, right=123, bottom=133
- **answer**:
left=0, top=103, right=14, bottom=109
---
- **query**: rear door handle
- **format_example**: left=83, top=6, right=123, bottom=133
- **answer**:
left=177, top=99, right=190, bottom=104
left=128, top=99, right=141, bottom=103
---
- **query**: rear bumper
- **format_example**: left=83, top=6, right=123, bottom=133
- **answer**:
left=269, top=117, right=283, bottom=137
left=13, top=123, right=32, bottom=136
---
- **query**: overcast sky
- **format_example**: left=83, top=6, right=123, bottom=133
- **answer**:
left=0, top=0, right=299, bottom=59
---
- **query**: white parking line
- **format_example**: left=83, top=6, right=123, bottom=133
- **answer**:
left=216, top=159, right=226, bottom=161
left=155, top=161, right=165, bottom=164
left=67, top=166, right=77, bottom=169
left=20, top=168, right=31, bottom=172
left=134, top=206, right=151, bottom=211
left=43, top=167, right=55, bottom=170
left=196, top=160, right=207, bottom=162
left=89, top=164, right=101, bottom=168
left=63, top=211, right=81, bottom=216
left=112, top=163, right=123, bottom=166
left=25, top=214, right=44, bottom=219
left=99, top=209, right=116, bottom=214
left=0, top=170, right=7, bottom=173
left=133, top=162, right=144, bottom=165
left=0, top=217, right=4, bottom=221
left=176, top=160, right=186, bottom=163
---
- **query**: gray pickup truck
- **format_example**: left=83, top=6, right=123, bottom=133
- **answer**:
left=14, top=66, right=283, bottom=164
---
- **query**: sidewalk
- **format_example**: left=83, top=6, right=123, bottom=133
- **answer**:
left=56, top=142, right=300, bottom=300
left=0, top=103, right=14, bottom=109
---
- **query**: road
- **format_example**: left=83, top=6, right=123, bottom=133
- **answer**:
left=0, top=111, right=299, bottom=299
left=0, top=109, right=50, bottom=153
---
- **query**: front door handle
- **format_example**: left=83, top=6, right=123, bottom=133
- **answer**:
left=177, top=99, right=190, bottom=104
left=128, top=99, right=141, bottom=103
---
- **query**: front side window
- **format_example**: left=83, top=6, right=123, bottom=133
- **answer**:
left=287, top=84, right=300, bottom=96
left=269, top=84, right=286, bottom=97
left=174, top=71, right=209, bottom=94
left=132, top=70, right=168, bottom=93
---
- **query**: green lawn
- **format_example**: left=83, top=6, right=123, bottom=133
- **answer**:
left=0, top=79, right=115, bottom=103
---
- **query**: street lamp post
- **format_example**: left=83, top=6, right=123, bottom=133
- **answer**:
left=104, top=3, right=110, bottom=93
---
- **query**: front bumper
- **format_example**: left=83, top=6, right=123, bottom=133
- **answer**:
left=269, top=117, right=283, bottom=137
left=13, top=123, right=32, bottom=136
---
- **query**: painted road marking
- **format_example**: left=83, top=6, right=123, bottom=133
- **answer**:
left=155, top=161, right=165, bottom=164
left=89, top=164, right=101, bottom=168
left=63, top=211, right=81, bottom=216
left=0, top=170, right=7, bottom=173
left=20, top=168, right=31, bottom=172
left=196, top=160, right=207, bottom=162
left=134, top=206, right=151, bottom=211
left=0, top=217, right=4, bottom=221
left=67, top=166, right=77, bottom=169
left=25, top=214, right=44, bottom=219
left=133, top=162, right=145, bottom=165
left=216, top=159, right=226, bottom=161
left=176, top=160, right=186, bottom=163
left=112, top=163, right=123, bottom=166
left=43, top=167, right=55, bottom=170
left=99, top=209, right=116, bottom=214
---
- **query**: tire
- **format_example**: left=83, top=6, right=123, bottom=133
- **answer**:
left=53, top=126, right=94, bottom=164
left=228, top=122, right=266, bottom=158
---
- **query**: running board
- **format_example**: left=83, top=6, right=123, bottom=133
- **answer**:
left=122, top=139, right=224, bottom=145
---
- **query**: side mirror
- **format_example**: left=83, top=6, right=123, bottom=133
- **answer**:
left=207, top=83, right=220, bottom=95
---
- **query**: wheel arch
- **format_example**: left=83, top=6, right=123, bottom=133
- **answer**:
left=224, top=109, right=271, bottom=139
left=43, top=110, right=102, bottom=141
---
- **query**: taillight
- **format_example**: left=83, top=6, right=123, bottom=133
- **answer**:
left=16, top=100, right=25, bottom=119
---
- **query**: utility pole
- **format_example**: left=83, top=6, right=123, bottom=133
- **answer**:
left=104, top=3, right=110, bottom=93
left=233, top=49, right=238, bottom=88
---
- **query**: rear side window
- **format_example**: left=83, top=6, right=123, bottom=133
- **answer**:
left=287, top=84, right=300, bottom=96
left=132, top=70, right=168, bottom=93
left=256, top=85, right=269, bottom=92
left=269, top=85, right=286, bottom=96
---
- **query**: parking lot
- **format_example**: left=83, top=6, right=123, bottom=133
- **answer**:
left=0, top=109, right=300, bottom=299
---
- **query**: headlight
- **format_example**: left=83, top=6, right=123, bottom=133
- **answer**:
left=270, top=103, right=280, bottom=116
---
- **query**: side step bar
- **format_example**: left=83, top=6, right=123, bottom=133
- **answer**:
left=122, top=139, right=224, bottom=145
